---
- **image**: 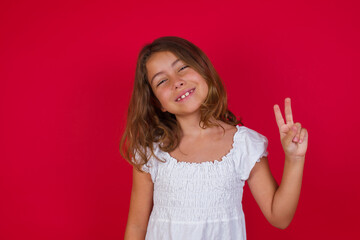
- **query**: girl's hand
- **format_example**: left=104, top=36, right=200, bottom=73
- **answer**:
left=273, top=98, right=308, bottom=160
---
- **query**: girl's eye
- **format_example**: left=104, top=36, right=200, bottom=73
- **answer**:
left=157, top=79, right=167, bottom=87
left=179, top=65, right=188, bottom=71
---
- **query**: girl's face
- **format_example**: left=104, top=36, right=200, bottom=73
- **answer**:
left=146, top=51, right=209, bottom=117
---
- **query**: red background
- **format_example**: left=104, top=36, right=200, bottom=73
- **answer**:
left=1, top=0, right=359, bottom=239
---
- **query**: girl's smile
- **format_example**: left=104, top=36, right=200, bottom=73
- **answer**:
left=175, top=88, right=195, bottom=102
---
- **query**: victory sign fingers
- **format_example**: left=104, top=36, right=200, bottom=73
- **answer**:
left=273, top=97, right=294, bottom=130
left=273, top=97, right=309, bottom=159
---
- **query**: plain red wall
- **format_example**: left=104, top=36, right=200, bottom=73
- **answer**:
left=1, top=0, right=359, bottom=239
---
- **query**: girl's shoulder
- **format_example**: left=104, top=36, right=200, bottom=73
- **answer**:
left=217, top=121, right=265, bottom=141
left=235, top=125, right=268, bottom=143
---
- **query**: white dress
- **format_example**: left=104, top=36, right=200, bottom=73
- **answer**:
left=140, top=125, right=269, bottom=240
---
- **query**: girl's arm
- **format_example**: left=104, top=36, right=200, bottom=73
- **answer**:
left=247, top=155, right=305, bottom=229
left=124, top=168, right=154, bottom=239
left=247, top=98, right=308, bottom=229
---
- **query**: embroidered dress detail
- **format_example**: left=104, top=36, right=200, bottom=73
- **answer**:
left=139, top=125, right=269, bottom=240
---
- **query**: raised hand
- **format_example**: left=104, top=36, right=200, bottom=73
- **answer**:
left=273, top=98, right=308, bottom=160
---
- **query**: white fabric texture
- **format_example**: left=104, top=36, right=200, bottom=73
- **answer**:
left=140, top=125, right=269, bottom=240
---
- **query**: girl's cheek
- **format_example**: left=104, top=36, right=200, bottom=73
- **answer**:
left=185, top=71, right=195, bottom=78
left=158, top=88, right=171, bottom=100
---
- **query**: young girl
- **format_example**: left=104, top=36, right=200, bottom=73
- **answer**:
left=120, top=36, right=308, bottom=240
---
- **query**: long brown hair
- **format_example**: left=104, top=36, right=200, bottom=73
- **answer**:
left=120, top=36, right=243, bottom=171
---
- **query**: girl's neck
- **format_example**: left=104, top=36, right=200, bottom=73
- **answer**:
left=176, top=114, right=221, bottom=138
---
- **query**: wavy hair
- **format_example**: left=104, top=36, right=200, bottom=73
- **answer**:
left=120, top=36, right=243, bottom=171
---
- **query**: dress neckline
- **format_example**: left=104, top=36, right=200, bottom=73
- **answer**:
left=163, top=125, right=242, bottom=166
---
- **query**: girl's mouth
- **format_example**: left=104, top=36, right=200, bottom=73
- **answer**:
left=175, top=88, right=195, bottom=102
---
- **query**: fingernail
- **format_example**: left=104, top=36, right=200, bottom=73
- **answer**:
left=294, top=137, right=299, bottom=141
left=299, top=139, right=303, bottom=143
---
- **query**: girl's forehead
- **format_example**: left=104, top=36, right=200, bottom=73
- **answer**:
left=146, top=51, right=179, bottom=66
left=146, top=51, right=183, bottom=77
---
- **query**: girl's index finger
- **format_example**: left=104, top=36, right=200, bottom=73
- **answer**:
left=273, top=104, right=285, bottom=129
left=284, top=98, right=294, bottom=125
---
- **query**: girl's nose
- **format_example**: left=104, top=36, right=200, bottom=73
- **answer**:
left=174, top=79, right=185, bottom=89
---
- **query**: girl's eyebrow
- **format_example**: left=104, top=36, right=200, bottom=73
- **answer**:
left=150, top=58, right=181, bottom=85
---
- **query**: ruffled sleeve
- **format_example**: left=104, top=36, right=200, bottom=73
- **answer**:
left=133, top=143, right=160, bottom=183
left=235, top=126, right=269, bottom=181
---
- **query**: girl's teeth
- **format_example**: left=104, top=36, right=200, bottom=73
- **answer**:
left=177, top=89, right=194, bottom=101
